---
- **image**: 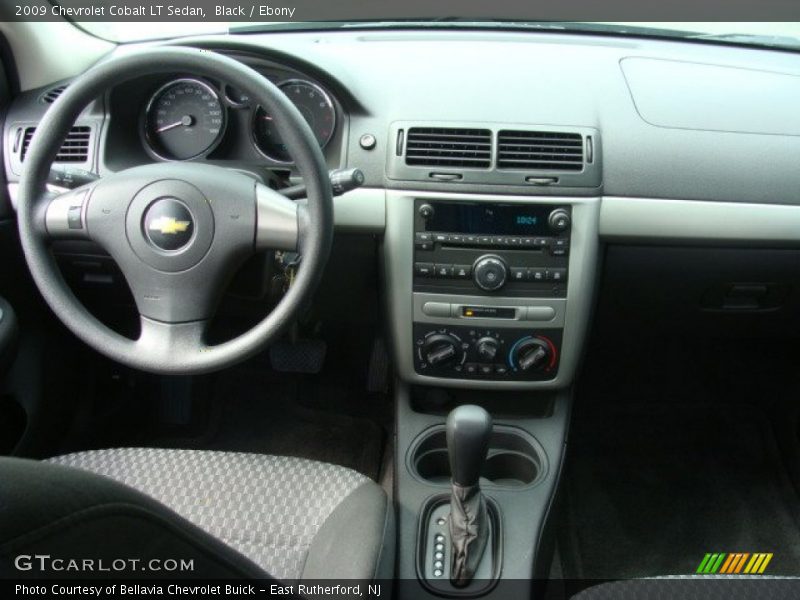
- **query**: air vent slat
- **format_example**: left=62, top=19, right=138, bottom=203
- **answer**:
left=498, top=144, right=582, bottom=152
left=20, top=126, right=91, bottom=163
left=406, top=133, right=491, bottom=142
left=497, top=130, right=584, bottom=171
left=408, top=148, right=491, bottom=157
left=498, top=158, right=583, bottom=166
left=498, top=149, right=583, bottom=157
left=408, top=140, right=491, bottom=148
left=41, top=84, right=68, bottom=104
left=407, top=155, right=490, bottom=163
left=406, top=127, right=491, bottom=169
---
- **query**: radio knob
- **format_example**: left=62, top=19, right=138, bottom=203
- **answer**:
left=475, top=337, right=499, bottom=362
left=419, top=203, right=435, bottom=220
left=473, top=255, right=507, bottom=291
left=548, top=208, right=571, bottom=233
left=422, top=333, right=462, bottom=368
left=510, top=336, right=554, bottom=372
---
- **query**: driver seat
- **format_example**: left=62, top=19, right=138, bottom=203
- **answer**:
left=0, top=448, right=394, bottom=580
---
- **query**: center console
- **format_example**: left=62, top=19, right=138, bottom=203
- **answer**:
left=383, top=190, right=600, bottom=598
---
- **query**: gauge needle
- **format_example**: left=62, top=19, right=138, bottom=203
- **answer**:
left=156, top=115, right=194, bottom=132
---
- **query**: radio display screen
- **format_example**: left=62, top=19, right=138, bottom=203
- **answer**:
left=424, top=202, right=553, bottom=236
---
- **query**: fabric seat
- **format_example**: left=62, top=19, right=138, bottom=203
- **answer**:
left=0, top=448, right=393, bottom=581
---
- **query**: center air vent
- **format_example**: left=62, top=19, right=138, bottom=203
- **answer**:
left=21, top=126, right=91, bottom=162
left=41, top=84, right=68, bottom=104
left=405, top=127, right=491, bottom=168
left=497, top=130, right=584, bottom=171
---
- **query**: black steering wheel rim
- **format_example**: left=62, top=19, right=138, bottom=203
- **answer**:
left=16, top=47, right=334, bottom=374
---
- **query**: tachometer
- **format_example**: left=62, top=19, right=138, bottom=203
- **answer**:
left=144, top=78, right=225, bottom=161
left=252, top=80, right=335, bottom=162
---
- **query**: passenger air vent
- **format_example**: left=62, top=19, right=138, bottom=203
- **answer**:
left=387, top=121, right=600, bottom=188
left=497, top=130, right=584, bottom=171
left=405, top=127, right=491, bottom=168
left=41, top=84, right=68, bottom=104
left=21, top=126, right=91, bottom=162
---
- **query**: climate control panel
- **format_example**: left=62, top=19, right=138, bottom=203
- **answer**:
left=413, top=324, right=561, bottom=381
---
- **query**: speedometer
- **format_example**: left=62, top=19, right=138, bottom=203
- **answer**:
left=144, top=78, right=225, bottom=161
left=252, top=80, right=336, bottom=163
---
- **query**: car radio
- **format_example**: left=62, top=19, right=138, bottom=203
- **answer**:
left=413, top=200, right=571, bottom=298
left=411, top=199, right=571, bottom=381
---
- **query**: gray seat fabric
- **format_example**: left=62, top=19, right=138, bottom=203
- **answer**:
left=46, top=448, right=385, bottom=581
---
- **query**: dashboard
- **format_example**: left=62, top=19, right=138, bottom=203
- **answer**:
left=4, top=30, right=800, bottom=391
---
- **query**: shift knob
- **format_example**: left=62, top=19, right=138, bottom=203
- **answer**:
left=446, top=405, right=493, bottom=487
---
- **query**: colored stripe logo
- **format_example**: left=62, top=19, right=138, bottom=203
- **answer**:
left=696, top=553, right=773, bottom=574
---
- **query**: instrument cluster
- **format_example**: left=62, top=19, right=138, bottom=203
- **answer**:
left=140, top=74, right=337, bottom=164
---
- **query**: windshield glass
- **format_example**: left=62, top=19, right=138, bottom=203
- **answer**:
left=75, top=20, right=800, bottom=49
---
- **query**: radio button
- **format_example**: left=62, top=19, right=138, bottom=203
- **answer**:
left=526, top=306, right=556, bottom=321
left=465, top=235, right=479, bottom=244
left=527, top=268, right=546, bottom=282
left=478, top=364, right=494, bottom=376
left=422, top=302, right=453, bottom=318
left=533, top=237, right=549, bottom=247
left=415, top=262, right=434, bottom=277
left=435, top=264, right=454, bottom=278
left=521, top=237, right=536, bottom=247
left=508, top=237, right=521, bottom=246
left=546, top=268, right=568, bottom=282
left=450, top=234, right=464, bottom=244
left=433, top=233, right=449, bottom=243
left=551, top=238, right=570, bottom=256
left=510, top=267, right=527, bottom=282
left=415, top=232, right=432, bottom=242
left=492, top=236, right=508, bottom=246
left=478, top=236, right=493, bottom=245
left=454, top=264, right=472, bottom=279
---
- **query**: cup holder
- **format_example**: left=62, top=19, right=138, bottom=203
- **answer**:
left=409, top=426, right=546, bottom=488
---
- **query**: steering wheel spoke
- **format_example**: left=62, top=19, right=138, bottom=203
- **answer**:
left=255, top=183, right=301, bottom=251
left=42, top=184, right=95, bottom=241
left=136, top=316, right=209, bottom=365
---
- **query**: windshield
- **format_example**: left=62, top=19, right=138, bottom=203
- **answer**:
left=75, top=20, right=800, bottom=50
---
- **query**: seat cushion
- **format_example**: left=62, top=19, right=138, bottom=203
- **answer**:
left=46, top=448, right=384, bottom=581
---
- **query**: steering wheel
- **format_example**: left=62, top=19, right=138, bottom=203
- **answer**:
left=16, top=47, right=333, bottom=374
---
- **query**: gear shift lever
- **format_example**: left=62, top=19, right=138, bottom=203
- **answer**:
left=446, top=405, right=493, bottom=587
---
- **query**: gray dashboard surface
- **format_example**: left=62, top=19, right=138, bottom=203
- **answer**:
left=621, top=57, right=800, bottom=136
left=5, top=29, right=800, bottom=206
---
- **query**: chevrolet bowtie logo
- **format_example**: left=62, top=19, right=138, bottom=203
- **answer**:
left=148, top=216, right=191, bottom=235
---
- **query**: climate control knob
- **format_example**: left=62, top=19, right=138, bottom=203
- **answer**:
left=475, top=337, right=499, bottom=362
left=510, top=336, right=554, bottom=372
left=473, top=255, right=508, bottom=291
left=422, top=333, right=463, bottom=368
